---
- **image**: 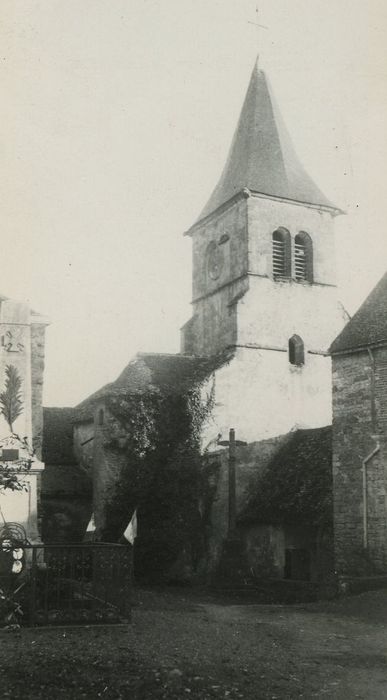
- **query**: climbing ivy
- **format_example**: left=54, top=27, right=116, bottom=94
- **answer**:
left=244, top=430, right=333, bottom=532
left=100, top=376, right=215, bottom=583
left=0, top=435, right=34, bottom=495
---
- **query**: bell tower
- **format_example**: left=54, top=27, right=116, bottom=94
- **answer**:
left=181, top=60, right=346, bottom=442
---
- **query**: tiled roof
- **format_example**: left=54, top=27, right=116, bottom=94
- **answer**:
left=240, top=426, right=332, bottom=524
left=330, top=272, right=387, bottom=354
left=269, top=425, right=332, bottom=473
left=74, top=352, right=229, bottom=423
left=42, top=407, right=76, bottom=465
left=115, top=353, right=212, bottom=391
left=193, top=60, right=337, bottom=227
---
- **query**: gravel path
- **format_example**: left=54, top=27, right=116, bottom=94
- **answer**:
left=0, top=587, right=386, bottom=699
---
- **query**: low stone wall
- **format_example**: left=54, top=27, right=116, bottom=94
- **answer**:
left=338, top=575, right=387, bottom=596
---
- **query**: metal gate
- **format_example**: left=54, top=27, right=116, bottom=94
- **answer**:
left=2, top=544, right=132, bottom=626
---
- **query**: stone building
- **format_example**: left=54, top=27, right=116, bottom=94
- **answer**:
left=65, top=60, right=347, bottom=583
left=181, top=60, right=346, bottom=445
left=205, top=426, right=334, bottom=583
left=73, top=352, right=212, bottom=528
left=0, top=294, right=49, bottom=542
left=176, top=61, right=346, bottom=580
left=330, top=272, right=387, bottom=576
left=40, top=407, right=91, bottom=544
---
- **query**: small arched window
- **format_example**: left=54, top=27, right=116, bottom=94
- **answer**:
left=98, top=408, right=104, bottom=426
left=294, top=232, right=313, bottom=282
left=288, top=335, right=305, bottom=366
left=272, top=228, right=291, bottom=278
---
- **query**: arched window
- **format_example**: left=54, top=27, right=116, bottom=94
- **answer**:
left=294, top=232, right=313, bottom=282
left=98, top=408, right=104, bottom=426
left=288, top=335, right=305, bottom=366
left=272, top=228, right=291, bottom=278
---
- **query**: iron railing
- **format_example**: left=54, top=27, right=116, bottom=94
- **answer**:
left=1, top=543, right=132, bottom=626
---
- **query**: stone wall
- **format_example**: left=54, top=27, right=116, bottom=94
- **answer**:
left=0, top=300, right=48, bottom=542
left=183, top=198, right=248, bottom=357
left=41, top=465, right=91, bottom=544
left=201, top=347, right=333, bottom=447
left=183, top=194, right=343, bottom=359
left=0, top=300, right=33, bottom=439
left=191, top=198, right=248, bottom=304
left=0, top=302, right=48, bottom=446
left=332, top=347, right=387, bottom=574
left=203, top=436, right=289, bottom=577
left=203, top=434, right=329, bottom=582
left=41, top=407, right=92, bottom=543
left=73, top=420, right=95, bottom=475
left=89, top=403, right=128, bottom=538
left=246, top=195, right=337, bottom=285
left=183, top=193, right=345, bottom=447
left=30, top=323, right=46, bottom=458
left=237, top=275, right=343, bottom=352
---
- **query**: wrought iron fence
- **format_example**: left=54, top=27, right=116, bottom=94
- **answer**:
left=0, top=543, right=132, bottom=626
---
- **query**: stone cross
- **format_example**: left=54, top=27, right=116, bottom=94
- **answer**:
left=219, top=429, right=247, bottom=536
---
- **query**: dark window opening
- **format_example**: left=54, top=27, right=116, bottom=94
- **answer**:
left=272, top=228, right=291, bottom=278
left=284, top=548, right=311, bottom=581
left=98, top=408, right=104, bottom=426
left=294, top=232, right=313, bottom=282
left=289, top=334, right=305, bottom=366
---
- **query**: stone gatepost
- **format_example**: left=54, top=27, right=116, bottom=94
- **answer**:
left=0, top=436, right=45, bottom=544
left=0, top=298, right=49, bottom=544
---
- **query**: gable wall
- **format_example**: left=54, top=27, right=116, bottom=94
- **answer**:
left=332, top=348, right=387, bottom=574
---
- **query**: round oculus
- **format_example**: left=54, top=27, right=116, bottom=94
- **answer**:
left=206, top=241, right=224, bottom=280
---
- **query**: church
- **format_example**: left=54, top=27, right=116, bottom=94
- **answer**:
left=181, top=59, right=346, bottom=445
left=59, top=59, right=350, bottom=585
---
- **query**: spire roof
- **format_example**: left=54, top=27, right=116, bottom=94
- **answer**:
left=196, top=60, right=337, bottom=224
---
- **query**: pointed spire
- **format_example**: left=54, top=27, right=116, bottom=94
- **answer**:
left=196, top=61, right=337, bottom=224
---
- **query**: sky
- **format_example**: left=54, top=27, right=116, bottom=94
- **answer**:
left=1, top=0, right=387, bottom=406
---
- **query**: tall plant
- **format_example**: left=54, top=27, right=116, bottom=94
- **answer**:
left=0, top=365, right=23, bottom=433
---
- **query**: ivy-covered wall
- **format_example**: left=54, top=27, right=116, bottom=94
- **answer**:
left=239, top=426, right=334, bottom=581
left=73, top=351, right=333, bottom=584
left=91, top=381, right=214, bottom=583
left=41, top=407, right=92, bottom=544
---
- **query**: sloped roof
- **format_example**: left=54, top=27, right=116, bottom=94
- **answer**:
left=240, top=426, right=332, bottom=525
left=195, top=61, right=337, bottom=226
left=42, top=407, right=76, bottom=465
left=74, top=352, right=228, bottom=423
left=269, top=426, right=332, bottom=474
left=123, top=352, right=216, bottom=388
left=330, top=272, right=387, bottom=354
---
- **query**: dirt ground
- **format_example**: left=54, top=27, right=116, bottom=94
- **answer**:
left=0, top=586, right=386, bottom=699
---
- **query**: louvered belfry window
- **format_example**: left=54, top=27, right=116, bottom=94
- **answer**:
left=295, top=238, right=306, bottom=280
left=272, top=228, right=290, bottom=278
left=273, top=232, right=285, bottom=276
left=294, top=232, right=313, bottom=282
